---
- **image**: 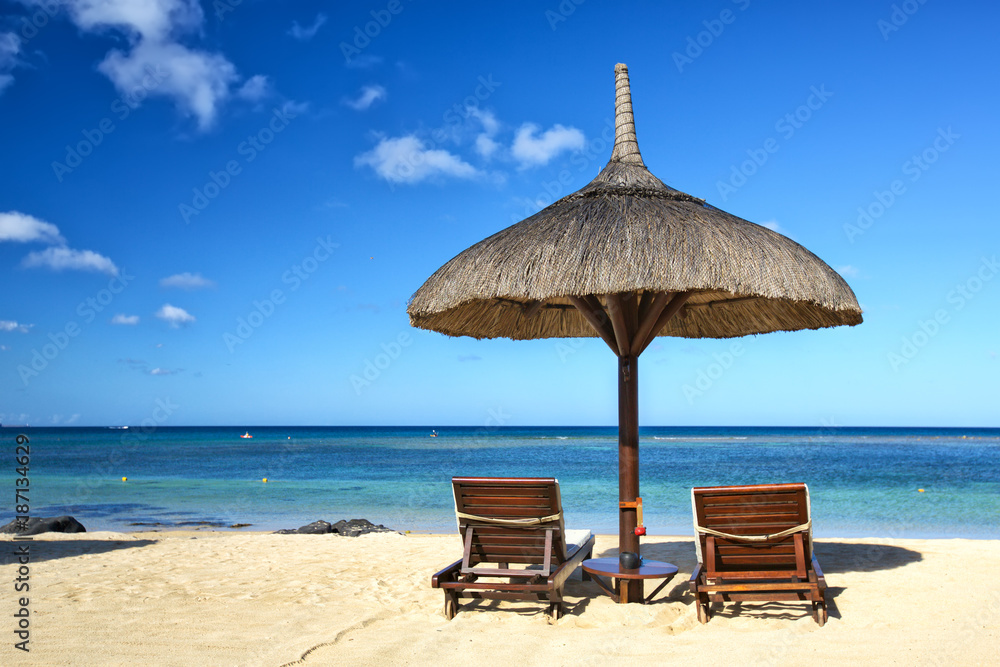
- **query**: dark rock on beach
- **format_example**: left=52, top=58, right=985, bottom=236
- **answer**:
left=1, top=515, right=87, bottom=535
left=332, top=519, right=394, bottom=537
left=274, top=518, right=395, bottom=536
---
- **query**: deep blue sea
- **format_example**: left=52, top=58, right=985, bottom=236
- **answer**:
left=3, top=426, right=999, bottom=538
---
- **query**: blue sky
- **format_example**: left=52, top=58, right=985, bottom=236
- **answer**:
left=0, top=0, right=997, bottom=427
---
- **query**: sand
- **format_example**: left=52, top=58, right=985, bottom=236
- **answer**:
left=2, top=531, right=998, bottom=666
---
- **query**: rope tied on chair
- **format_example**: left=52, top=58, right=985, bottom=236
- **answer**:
left=456, top=511, right=562, bottom=526
left=695, top=521, right=811, bottom=543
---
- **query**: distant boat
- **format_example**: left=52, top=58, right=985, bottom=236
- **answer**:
left=109, top=426, right=129, bottom=430
left=430, top=430, right=438, bottom=437
left=241, top=431, right=253, bottom=439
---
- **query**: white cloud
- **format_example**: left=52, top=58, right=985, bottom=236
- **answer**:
left=468, top=107, right=499, bottom=135
left=0, top=320, right=33, bottom=333
left=0, top=211, right=66, bottom=244
left=836, top=265, right=860, bottom=278
left=355, top=135, right=479, bottom=184
left=25, top=0, right=248, bottom=131
left=111, top=314, right=140, bottom=325
left=288, top=13, right=327, bottom=41
left=344, top=84, right=386, bottom=111
left=99, top=39, right=237, bottom=131
left=159, top=271, right=215, bottom=290
left=149, top=367, right=178, bottom=375
left=0, top=32, right=20, bottom=94
left=760, top=220, right=783, bottom=233
left=511, top=123, right=585, bottom=168
left=155, top=303, right=194, bottom=328
left=56, top=0, right=204, bottom=40
left=21, top=247, right=119, bottom=275
left=468, top=107, right=500, bottom=159
left=475, top=134, right=500, bottom=159
left=236, top=74, right=270, bottom=102
left=281, top=100, right=309, bottom=117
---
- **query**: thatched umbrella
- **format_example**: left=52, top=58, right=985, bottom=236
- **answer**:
left=408, top=64, right=862, bottom=602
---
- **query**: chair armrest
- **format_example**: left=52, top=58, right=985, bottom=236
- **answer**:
left=811, top=554, right=827, bottom=587
left=689, top=562, right=703, bottom=592
left=548, top=534, right=596, bottom=591
left=431, top=558, right=463, bottom=588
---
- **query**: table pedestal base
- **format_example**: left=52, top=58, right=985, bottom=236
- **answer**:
left=582, top=558, right=678, bottom=605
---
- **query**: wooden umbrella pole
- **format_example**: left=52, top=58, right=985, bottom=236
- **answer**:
left=618, top=351, right=643, bottom=603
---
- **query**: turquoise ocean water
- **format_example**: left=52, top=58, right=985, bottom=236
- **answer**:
left=3, top=426, right=998, bottom=538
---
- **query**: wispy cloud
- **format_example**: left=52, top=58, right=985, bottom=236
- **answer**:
left=23, top=0, right=256, bottom=131
left=149, top=367, right=181, bottom=376
left=469, top=107, right=501, bottom=159
left=458, top=354, right=482, bottom=362
left=343, top=84, right=386, bottom=111
left=355, top=134, right=479, bottom=184
left=288, top=13, right=327, bottom=41
left=111, top=314, right=140, bottom=325
left=836, top=265, right=861, bottom=278
left=237, top=74, right=271, bottom=102
left=155, top=304, right=195, bottom=328
left=760, top=220, right=783, bottom=233
left=281, top=100, right=309, bottom=117
left=346, top=54, right=382, bottom=70
left=0, top=211, right=66, bottom=244
left=511, top=123, right=585, bottom=168
left=21, top=247, right=119, bottom=275
left=160, top=272, right=216, bottom=290
left=0, top=31, right=20, bottom=95
left=50, top=413, right=81, bottom=425
left=0, top=320, right=33, bottom=333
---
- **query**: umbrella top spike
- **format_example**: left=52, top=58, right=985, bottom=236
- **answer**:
left=610, top=63, right=644, bottom=166
left=406, top=63, right=863, bottom=341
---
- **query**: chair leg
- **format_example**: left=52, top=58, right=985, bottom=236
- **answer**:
left=443, top=592, right=458, bottom=620
left=696, top=600, right=708, bottom=623
left=812, top=601, right=827, bottom=626
left=548, top=602, right=562, bottom=621
left=695, top=591, right=710, bottom=623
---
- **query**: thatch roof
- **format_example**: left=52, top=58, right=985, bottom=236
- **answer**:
left=408, top=64, right=862, bottom=341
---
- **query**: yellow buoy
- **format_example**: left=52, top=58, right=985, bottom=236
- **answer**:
left=262, top=478, right=268, bottom=483
left=122, top=477, right=127, bottom=482
left=918, top=488, right=925, bottom=493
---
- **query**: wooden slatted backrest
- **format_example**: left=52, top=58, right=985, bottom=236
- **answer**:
left=452, top=477, right=568, bottom=568
left=692, top=483, right=811, bottom=575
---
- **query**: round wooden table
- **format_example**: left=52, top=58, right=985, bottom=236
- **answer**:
left=581, top=557, right=679, bottom=604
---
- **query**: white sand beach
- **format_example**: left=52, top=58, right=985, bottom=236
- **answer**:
left=2, top=532, right=998, bottom=665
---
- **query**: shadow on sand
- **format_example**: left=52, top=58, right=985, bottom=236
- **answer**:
left=586, top=538, right=923, bottom=622
left=595, top=538, right=923, bottom=575
left=0, top=538, right=157, bottom=565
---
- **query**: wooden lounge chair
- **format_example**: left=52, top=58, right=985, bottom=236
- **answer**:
left=689, top=483, right=828, bottom=625
left=431, top=477, right=595, bottom=620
